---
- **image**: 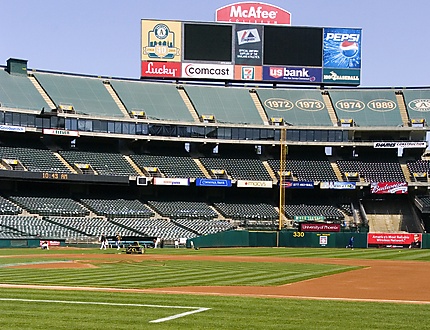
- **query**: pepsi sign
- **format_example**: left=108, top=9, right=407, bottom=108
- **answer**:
left=323, top=28, right=361, bottom=69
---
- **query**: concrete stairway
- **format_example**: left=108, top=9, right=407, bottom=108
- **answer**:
left=321, top=92, right=339, bottom=126
left=177, top=87, right=201, bottom=122
left=103, top=81, right=130, bottom=117
left=395, top=92, right=410, bottom=126
left=249, top=90, right=270, bottom=125
left=28, top=75, right=56, bottom=110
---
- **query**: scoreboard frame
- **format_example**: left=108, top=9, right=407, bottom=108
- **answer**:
left=141, top=19, right=361, bottom=86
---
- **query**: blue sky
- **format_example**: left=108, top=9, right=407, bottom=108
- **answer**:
left=1, top=0, right=428, bottom=87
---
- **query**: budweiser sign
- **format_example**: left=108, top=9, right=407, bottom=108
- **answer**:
left=370, top=182, right=408, bottom=194
left=215, top=2, right=291, bottom=25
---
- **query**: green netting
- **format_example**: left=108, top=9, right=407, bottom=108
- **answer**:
left=184, top=85, right=264, bottom=124
left=34, top=73, right=123, bottom=117
left=0, top=69, right=49, bottom=110
left=256, top=88, right=332, bottom=126
left=328, top=89, right=402, bottom=126
left=111, top=80, right=194, bottom=122
left=402, top=89, right=430, bottom=122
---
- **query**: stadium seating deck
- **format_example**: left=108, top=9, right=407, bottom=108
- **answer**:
left=213, top=202, right=278, bottom=221
left=79, top=198, right=155, bottom=218
left=0, top=145, right=71, bottom=173
left=256, top=88, right=333, bottom=126
left=268, top=157, right=338, bottom=182
left=9, top=196, right=90, bottom=217
left=200, top=156, right=272, bottom=181
left=283, top=204, right=345, bottom=221
left=0, top=215, right=87, bottom=239
left=59, top=150, right=138, bottom=176
left=111, top=80, right=194, bottom=122
left=147, top=200, right=218, bottom=220
left=34, top=72, right=124, bottom=117
left=327, top=89, right=403, bottom=126
left=402, top=89, right=430, bottom=124
left=111, top=217, right=196, bottom=240
left=337, top=159, right=405, bottom=182
left=130, top=153, right=205, bottom=178
left=0, top=69, right=50, bottom=111
left=184, top=85, right=264, bottom=124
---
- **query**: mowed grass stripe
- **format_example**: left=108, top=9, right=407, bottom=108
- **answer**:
left=0, top=259, right=359, bottom=289
left=2, top=287, right=430, bottom=330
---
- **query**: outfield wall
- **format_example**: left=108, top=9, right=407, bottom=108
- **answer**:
left=189, top=231, right=429, bottom=249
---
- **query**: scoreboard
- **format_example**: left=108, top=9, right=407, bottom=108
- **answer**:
left=141, top=19, right=361, bottom=85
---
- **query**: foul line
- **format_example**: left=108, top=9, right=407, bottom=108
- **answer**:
left=0, top=297, right=210, bottom=323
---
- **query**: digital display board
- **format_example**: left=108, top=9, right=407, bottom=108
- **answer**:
left=141, top=19, right=361, bottom=85
left=183, top=23, right=233, bottom=62
left=263, top=26, right=322, bottom=66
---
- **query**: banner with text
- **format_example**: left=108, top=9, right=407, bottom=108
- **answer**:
left=370, top=182, right=408, bottom=194
left=368, top=233, right=422, bottom=248
left=237, top=180, right=272, bottom=188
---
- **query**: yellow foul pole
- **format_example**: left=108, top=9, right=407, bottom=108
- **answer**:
left=278, top=127, right=286, bottom=232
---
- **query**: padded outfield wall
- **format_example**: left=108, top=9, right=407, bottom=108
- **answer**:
left=189, top=231, right=430, bottom=249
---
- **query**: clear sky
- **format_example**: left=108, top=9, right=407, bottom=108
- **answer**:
left=1, top=0, right=428, bottom=87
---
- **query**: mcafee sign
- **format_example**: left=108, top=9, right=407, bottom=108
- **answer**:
left=216, top=2, right=291, bottom=25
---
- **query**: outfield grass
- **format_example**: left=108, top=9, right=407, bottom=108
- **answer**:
left=0, top=247, right=429, bottom=329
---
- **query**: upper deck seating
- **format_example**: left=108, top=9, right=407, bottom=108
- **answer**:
left=327, top=89, right=403, bottom=127
left=111, top=80, right=194, bottom=122
left=184, top=85, right=264, bottom=124
left=256, top=88, right=333, bottom=126
left=0, top=69, right=50, bottom=110
left=34, top=72, right=123, bottom=117
left=402, top=89, right=430, bottom=124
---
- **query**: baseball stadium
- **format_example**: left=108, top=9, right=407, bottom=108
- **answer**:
left=1, top=2, right=430, bottom=329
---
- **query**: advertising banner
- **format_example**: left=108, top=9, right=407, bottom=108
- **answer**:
left=0, top=125, right=25, bottom=133
left=300, top=223, right=341, bottom=232
left=294, top=215, right=324, bottom=221
left=263, top=66, right=322, bottom=83
left=43, top=129, right=79, bottom=137
left=373, top=141, right=427, bottom=149
left=323, top=68, right=360, bottom=84
left=237, top=180, right=273, bottom=188
left=234, top=65, right=262, bottom=80
left=141, top=61, right=181, bottom=78
left=182, top=63, right=234, bottom=79
left=235, top=24, right=263, bottom=65
left=320, top=182, right=356, bottom=190
left=282, top=181, right=314, bottom=189
left=370, top=182, right=408, bottom=194
left=195, top=178, right=232, bottom=187
left=215, top=2, right=291, bottom=25
left=153, top=178, right=190, bottom=186
left=141, top=20, right=181, bottom=62
left=323, top=28, right=361, bottom=69
left=368, top=233, right=422, bottom=248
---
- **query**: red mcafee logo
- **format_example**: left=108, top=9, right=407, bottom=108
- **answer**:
left=141, top=61, right=181, bottom=78
left=216, top=2, right=291, bottom=25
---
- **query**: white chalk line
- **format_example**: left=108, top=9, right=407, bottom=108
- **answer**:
left=0, top=297, right=211, bottom=323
